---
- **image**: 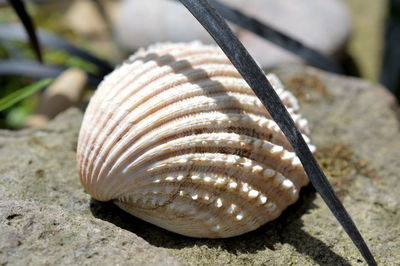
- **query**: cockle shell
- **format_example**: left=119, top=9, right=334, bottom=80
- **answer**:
left=77, top=42, right=315, bottom=238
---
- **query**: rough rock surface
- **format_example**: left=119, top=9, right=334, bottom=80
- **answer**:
left=0, top=66, right=399, bottom=265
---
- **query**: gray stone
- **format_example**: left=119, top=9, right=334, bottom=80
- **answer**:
left=0, top=111, right=182, bottom=265
left=114, top=0, right=351, bottom=68
left=0, top=200, right=182, bottom=265
left=0, top=66, right=399, bottom=265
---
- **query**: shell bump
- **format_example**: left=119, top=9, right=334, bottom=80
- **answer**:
left=77, top=42, right=315, bottom=238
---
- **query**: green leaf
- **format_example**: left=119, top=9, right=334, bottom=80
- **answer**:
left=0, top=78, right=53, bottom=112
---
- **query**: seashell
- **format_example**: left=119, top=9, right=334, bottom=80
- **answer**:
left=77, top=42, right=315, bottom=238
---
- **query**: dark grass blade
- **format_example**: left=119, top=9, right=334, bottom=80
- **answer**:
left=0, top=59, right=101, bottom=87
left=171, top=0, right=341, bottom=72
left=207, top=0, right=341, bottom=73
left=7, top=0, right=42, bottom=63
left=0, top=23, right=114, bottom=75
left=177, top=0, right=376, bottom=265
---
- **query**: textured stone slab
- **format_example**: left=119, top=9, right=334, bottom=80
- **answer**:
left=0, top=200, right=182, bottom=265
left=0, top=66, right=399, bottom=265
left=0, top=111, right=182, bottom=265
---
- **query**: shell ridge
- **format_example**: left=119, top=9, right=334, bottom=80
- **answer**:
left=88, top=64, right=307, bottom=190
left=109, top=132, right=305, bottom=183
left=113, top=170, right=288, bottom=238
left=83, top=47, right=227, bottom=186
left=93, top=87, right=310, bottom=191
left=104, top=145, right=304, bottom=203
left=88, top=59, right=245, bottom=186
left=93, top=92, right=275, bottom=189
left=114, top=169, right=295, bottom=214
left=81, top=57, right=172, bottom=186
left=77, top=42, right=314, bottom=237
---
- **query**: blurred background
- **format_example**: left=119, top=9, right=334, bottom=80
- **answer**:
left=0, top=0, right=395, bottom=129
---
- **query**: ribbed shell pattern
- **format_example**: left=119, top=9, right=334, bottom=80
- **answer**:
left=77, top=42, right=314, bottom=238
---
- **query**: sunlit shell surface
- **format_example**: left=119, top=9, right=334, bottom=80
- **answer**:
left=77, top=42, right=315, bottom=238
